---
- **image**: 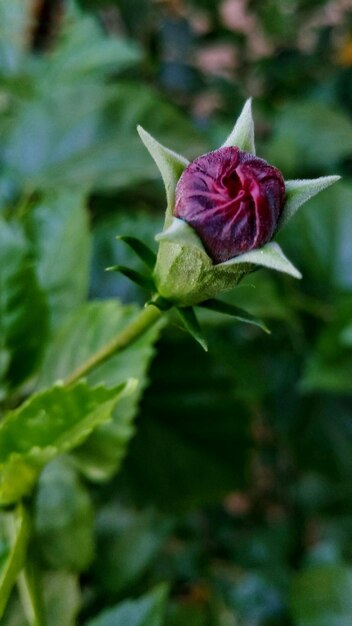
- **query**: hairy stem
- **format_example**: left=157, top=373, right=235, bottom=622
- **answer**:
left=64, top=304, right=162, bottom=386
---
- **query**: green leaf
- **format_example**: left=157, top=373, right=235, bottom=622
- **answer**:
left=155, top=217, right=208, bottom=255
left=280, top=176, right=341, bottom=228
left=41, top=571, right=80, bottom=626
left=84, top=584, right=169, bottom=626
left=0, top=0, right=32, bottom=75
left=220, top=242, right=302, bottom=279
left=37, top=301, right=162, bottom=480
left=0, top=379, right=134, bottom=504
left=106, top=266, right=155, bottom=293
left=34, top=459, right=94, bottom=571
left=290, top=565, right=352, bottom=626
left=94, top=504, right=170, bottom=595
left=0, top=218, right=48, bottom=393
left=222, top=98, right=256, bottom=154
left=199, top=299, right=270, bottom=333
left=116, top=236, right=157, bottom=270
left=25, top=191, right=91, bottom=332
left=177, top=307, right=208, bottom=352
left=0, top=504, right=30, bottom=619
left=137, top=126, right=189, bottom=220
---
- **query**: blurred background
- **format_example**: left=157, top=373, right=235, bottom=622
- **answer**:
left=1, top=0, right=352, bottom=624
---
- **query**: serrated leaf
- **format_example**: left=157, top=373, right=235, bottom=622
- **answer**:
left=137, top=126, right=189, bottom=220
left=0, top=218, right=48, bottom=392
left=155, top=217, right=208, bottom=255
left=0, top=504, right=30, bottom=619
left=25, top=191, right=91, bottom=332
left=116, top=236, right=157, bottom=270
left=37, top=301, right=162, bottom=480
left=177, top=307, right=208, bottom=352
left=0, top=379, right=134, bottom=505
left=219, top=242, right=302, bottom=279
left=84, top=584, right=169, bottom=626
left=222, top=98, right=256, bottom=154
left=280, top=176, right=341, bottom=228
left=199, top=299, right=270, bottom=333
left=106, top=265, right=155, bottom=292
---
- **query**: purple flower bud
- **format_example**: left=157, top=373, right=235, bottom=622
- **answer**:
left=174, top=147, right=286, bottom=263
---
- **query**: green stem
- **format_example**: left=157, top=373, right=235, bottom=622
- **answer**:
left=18, top=560, right=46, bottom=626
left=64, top=304, right=162, bottom=387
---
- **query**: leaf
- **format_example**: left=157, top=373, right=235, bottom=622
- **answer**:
left=25, top=191, right=91, bottom=332
left=222, top=99, right=256, bottom=154
left=84, top=584, right=169, bottom=626
left=0, top=504, right=30, bottom=619
left=137, top=125, right=189, bottom=221
left=37, top=301, right=162, bottom=480
left=155, top=217, right=208, bottom=255
left=220, top=242, right=302, bottom=279
left=94, top=504, right=170, bottom=595
left=199, top=299, right=270, bottom=333
left=177, top=307, right=208, bottom=352
left=290, top=565, right=352, bottom=626
left=0, top=0, right=32, bottom=75
left=116, top=236, right=157, bottom=270
left=41, top=571, right=81, bottom=626
left=280, top=176, right=341, bottom=228
left=34, top=459, right=94, bottom=571
left=0, top=379, right=134, bottom=504
left=106, top=266, right=155, bottom=293
left=0, top=218, right=48, bottom=393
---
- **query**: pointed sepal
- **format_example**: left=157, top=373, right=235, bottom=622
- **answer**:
left=199, top=299, right=270, bottom=334
left=137, top=126, right=189, bottom=220
left=116, top=235, right=157, bottom=270
left=220, top=242, right=302, bottom=279
left=177, top=306, right=208, bottom=351
left=281, top=176, right=341, bottom=228
left=222, top=98, right=255, bottom=154
left=155, top=217, right=208, bottom=255
left=106, top=265, right=155, bottom=292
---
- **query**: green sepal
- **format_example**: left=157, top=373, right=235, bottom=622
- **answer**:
left=147, top=296, right=173, bottom=312
left=176, top=307, right=208, bottom=352
left=155, top=217, right=208, bottom=254
left=106, top=265, right=155, bottom=292
left=281, top=176, right=341, bottom=228
left=219, top=242, right=302, bottom=279
left=116, top=236, right=157, bottom=270
left=199, top=299, right=270, bottom=334
left=222, top=98, right=255, bottom=154
left=137, top=126, right=188, bottom=223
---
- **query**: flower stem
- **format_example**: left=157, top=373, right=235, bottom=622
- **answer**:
left=64, top=304, right=162, bottom=387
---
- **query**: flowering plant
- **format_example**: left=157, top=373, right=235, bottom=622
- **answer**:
left=112, top=100, right=339, bottom=348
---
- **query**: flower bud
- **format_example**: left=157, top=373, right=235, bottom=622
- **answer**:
left=174, top=146, right=286, bottom=263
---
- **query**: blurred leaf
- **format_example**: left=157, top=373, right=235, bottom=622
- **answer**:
left=0, top=218, right=48, bottom=394
left=290, top=565, right=352, bottom=626
left=0, top=379, right=133, bottom=504
left=42, top=571, right=80, bottom=626
left=25, top=191, right=91, bottom=332
left=35, top=459, right=94, bottom=571
left=301, top=297, right=352, bottom=394
left=0, top=505, right=30, bottom=619
left=94, top=504, right=170, bottom=595
left=37, top=300, right=162, bottom=480
left=266, top=101, right=352, bottom=176
left=0, top=0, right=32, bottom=75
left=85, top=584, right=169, bottom=626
